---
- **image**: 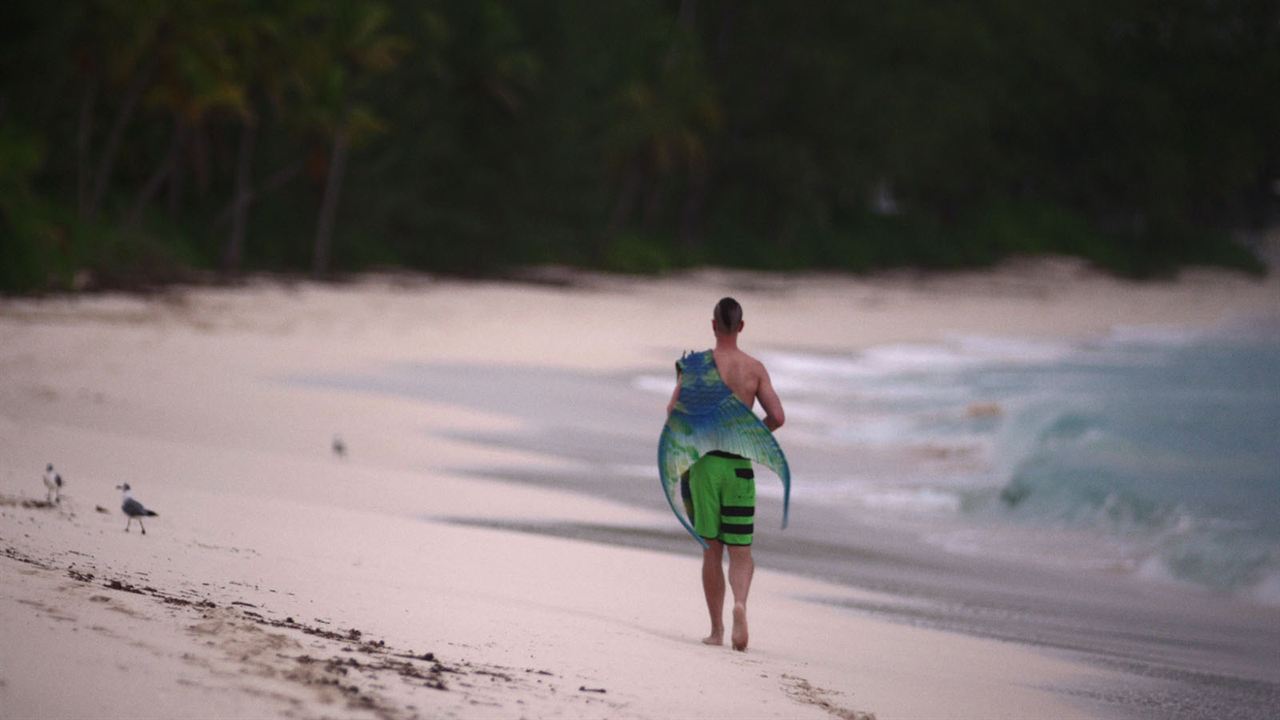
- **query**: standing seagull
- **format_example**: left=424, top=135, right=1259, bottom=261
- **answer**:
left=332, top=434, right=346, bottom=459
left=43, top=463, right=63, bottom=504
left=115, top=483, right=158, bottom=534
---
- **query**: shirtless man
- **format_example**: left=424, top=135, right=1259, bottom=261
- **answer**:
left=667, top=297, right=785, bottom=651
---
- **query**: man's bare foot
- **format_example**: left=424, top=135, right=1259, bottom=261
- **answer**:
left=731, top=603, right=748, bottom=651
left=702, top=628, right=724, bottom=646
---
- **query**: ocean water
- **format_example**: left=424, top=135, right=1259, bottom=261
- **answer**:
left=656, top=320, right=1280, bottom=605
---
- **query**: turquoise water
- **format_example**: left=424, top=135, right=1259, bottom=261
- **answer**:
left=759, top=320, right=1280, bottom=603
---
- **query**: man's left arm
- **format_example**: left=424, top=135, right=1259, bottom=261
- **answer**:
left=756, top=365, right=785, bottom=431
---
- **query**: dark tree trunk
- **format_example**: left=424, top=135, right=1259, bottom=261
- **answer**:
left=312, top=124, right=350, bottom=277
left=167, top=129, right=185, bottom=216
left=128, top=119, right=186, bottom=227
left=213, top=161, right=302, bottom=229
left=223, top=118, right=257, bottom=273
left=77, top=75, right=98, bottom=216
left=714, top=1, right=737, bottom=62
left=666, top=0, right=697, bottom=67
left=192, top=123, right=210, bottom=197
left=641, top=173, right=665, bottom=228
left=608, top=158, right=644, bottom=239
left=679, top=163, right=708, bottom=248
left=86, top=51, right=159, bottom=220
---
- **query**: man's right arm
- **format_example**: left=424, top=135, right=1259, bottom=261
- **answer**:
left=756, top=364, right=785, bottom=431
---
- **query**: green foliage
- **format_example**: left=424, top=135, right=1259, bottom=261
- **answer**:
left=1, top=0, right=1276, bottom=292
left=0, top=119, right=55, bottom=292
left=1, top=207, right=200, bottom=294
left=603, top=232, right=677, bottom=274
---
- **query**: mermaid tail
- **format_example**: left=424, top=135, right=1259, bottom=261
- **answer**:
left=658, top=351, right=791, bottom=548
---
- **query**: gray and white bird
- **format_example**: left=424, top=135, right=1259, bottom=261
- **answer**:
left=115, top=483, right=158, bottom=534
left=43, top=463, right=63, bottom=504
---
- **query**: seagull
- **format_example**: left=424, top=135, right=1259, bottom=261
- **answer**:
left=43, top=463, right=63, bottom=504
left=115, top=483, right=158, bottom=534
left=332, top=435, right=346, bottom=459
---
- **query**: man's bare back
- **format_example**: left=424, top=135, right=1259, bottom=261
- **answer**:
left=713, top=347, right=785, bottom=432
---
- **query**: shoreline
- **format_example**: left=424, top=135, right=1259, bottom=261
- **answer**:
left=3, top=260, right=1278, bottom=718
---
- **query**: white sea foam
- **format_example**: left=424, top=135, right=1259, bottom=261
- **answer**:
left=858, top=487, right=962, bottom=514
left=778, top=401, right=848, bottom=425
left=761, top=351, right=874, bottom=379
left=1249, top=570, right=1280, bottom=607
left=1134, top=553, right=1181, bottom=585
left=823, top=415, right=919, bottom=445
left=632, top=374, right=673, bottom=395
left=856, top=343, right=982, bottom=373
left=764, top=335, right=1075, bottom=391
left=1106, top=323, right=1218, bottom=349
left=608, top=463, right=658, bottom=479
left=854, top=382, right=972, bottom=404
left=946, top=334, right=1076, bottom=364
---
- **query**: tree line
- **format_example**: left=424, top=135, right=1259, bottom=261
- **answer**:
left=1, top=0, right=1276, bottom=292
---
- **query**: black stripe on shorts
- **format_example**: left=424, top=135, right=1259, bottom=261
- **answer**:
left=721, top=506, right=754, bottom=517
left=734, top=468, right=754, bottom=479
left=721, top=522, right=754, bottom=535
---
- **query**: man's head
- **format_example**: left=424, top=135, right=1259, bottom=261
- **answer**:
left=712, top=297, right=744, bottom=336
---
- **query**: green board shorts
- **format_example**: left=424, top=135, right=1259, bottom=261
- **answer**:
left=680, top=451, right=756, bottom=546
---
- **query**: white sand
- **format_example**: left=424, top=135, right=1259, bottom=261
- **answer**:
left=2, top=258, right=1276, bottom=719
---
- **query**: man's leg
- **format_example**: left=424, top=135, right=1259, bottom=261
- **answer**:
left=727, top=544, right=754, bottom=651
left=701, top=540, right=725, bottom=645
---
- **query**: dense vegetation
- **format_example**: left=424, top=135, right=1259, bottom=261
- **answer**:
left=2, top=0, right=1276, bottom=292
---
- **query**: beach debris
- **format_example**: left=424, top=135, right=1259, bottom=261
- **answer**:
left=106, top=578, right=145, bottom=594
left=332, top=434, right=347, bottom=459
left=3, top=541, right=589, bottom=714
left=43, top=463, right=63, bottom=504
left=999, top=480, right=1030, bottom=507
left=95, top=505, right=109, bottom=513
left=115, top=483, right=159, bottom=534
left=967, top=402, right=1002, bottom=418
left=0, top=494, right=56, bottom=509
left=67, top=568, right=95, bottom=582
left=782, top=674, right=875, bottom=720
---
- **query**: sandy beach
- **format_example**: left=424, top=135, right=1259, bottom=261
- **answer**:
left=2, top=257, right=1278, bottom=719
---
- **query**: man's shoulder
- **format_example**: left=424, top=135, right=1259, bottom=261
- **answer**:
left=740, top=350, right=768, bottom=374
left=722, top=349, right=769, bottom=381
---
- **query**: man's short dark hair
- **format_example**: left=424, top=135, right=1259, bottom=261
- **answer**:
left=715, top=297, right=742, bottom=333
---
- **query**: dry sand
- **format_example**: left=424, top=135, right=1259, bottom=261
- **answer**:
left=2, top=257, right=1276, bottom=719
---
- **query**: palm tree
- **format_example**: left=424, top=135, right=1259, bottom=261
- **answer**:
left=222, top=2, right=303, bottom=273
left=126, top=0, right=247, bottom=227
left=80, top=0, right=168, bottom=221
left=297, top=1, right=407, bottom=277
left=604, top=5, right=721, bottom=248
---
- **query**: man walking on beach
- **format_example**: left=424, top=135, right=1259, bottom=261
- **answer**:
left=666, top=297, right=786, bottom=651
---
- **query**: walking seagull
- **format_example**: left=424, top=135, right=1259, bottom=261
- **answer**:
left=43, top=463, right=63, bottom=504
left=115, top=483, right=158, bottom=534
